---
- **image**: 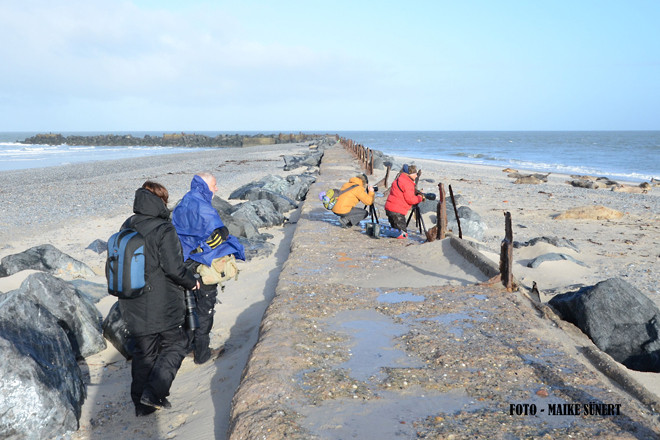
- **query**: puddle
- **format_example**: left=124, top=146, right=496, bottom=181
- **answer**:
left=377, top=291, right=426, bottom=304
left=327, top=309, right=424, bottom=382
left=298, top=387, right=484, bottom=439
left=425, top=312, right=475, bottom=325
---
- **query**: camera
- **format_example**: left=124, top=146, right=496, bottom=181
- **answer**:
left=424, top=193, right=436, bottom=201
left=184, top=289, right=199, bottom=330
left=372, top=185, right=379, bottom=192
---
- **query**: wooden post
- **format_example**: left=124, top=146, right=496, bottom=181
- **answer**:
left=369, top=149, right=374, bottom=175
left=499, top=212, right=514, bottom=290
left=448, top=185, right=462, bottom=239
left=384, top=165, right=391, bottom=188
left=436, top=183, right=446, bottom=239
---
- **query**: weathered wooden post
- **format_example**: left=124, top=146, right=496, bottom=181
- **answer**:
left=436, top=183, right=446, bottom=239
left=383, top=165, right=391, bottom=188
left=369, top=149, right=374, bottom=175
left=500, top=212, right=514, bottom=290
left=448, top=185, right=462, bottom=239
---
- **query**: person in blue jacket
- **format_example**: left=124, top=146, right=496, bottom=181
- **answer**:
left=172, top=173, right=245, bottom=364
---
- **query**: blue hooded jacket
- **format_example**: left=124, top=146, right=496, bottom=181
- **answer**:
left=172, top=175, right=245, bottom=265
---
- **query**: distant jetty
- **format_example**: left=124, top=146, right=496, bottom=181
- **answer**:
left=20, top=132, right=329, bottom=147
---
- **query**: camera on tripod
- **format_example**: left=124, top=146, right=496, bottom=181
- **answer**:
left=415, top=190, right=436, bottom=201
left=184, top=289, right=199, bottom=330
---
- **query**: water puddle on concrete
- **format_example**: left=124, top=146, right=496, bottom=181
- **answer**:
left=327, top=309, right=424, bottom=382
left=377, top=291, right=426, bottom=304
left=298, top=386, right=483, bottom=439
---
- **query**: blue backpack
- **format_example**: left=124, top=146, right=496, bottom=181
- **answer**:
left=105, top=222, right=158, bottom=299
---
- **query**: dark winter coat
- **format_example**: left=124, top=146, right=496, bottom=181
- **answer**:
left=118, top=188, right=197, bottom=337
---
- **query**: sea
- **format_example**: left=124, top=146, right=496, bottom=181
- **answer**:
left=1, top=131, right=658, bottom=183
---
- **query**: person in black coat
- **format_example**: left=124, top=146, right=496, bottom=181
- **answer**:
left=118, top=181, right=199, bottom=416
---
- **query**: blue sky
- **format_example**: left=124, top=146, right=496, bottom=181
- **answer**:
left=1, top=0, right=658, bottom=131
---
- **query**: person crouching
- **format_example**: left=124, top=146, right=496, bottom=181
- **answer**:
left=384, top=164, right=424, bottom=239
left=331, top=174, right=375, bottom=228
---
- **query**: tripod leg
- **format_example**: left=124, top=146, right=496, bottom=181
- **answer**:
left=406, top=209, right=414, bottom=227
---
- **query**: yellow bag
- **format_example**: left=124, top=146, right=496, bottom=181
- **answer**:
left=196, top=255, right=240, bottom=286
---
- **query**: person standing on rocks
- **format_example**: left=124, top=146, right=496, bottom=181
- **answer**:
left=172, top=173, right=245, bottom=364
left=331, top=174, right=375, bottom=228
left=384, top=164, right=424, bottom=239
left=118, top=181, right=200, bottom=416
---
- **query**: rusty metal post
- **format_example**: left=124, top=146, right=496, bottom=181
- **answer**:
left=499, top=212, right=514, bottom=290
left=448, top=185, right=462, bottom=239
left=436, top=183, right=446, bottom=239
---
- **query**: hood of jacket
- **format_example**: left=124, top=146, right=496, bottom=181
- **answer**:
left=348, top=176, right=365, bottom=187
left=133, top=188, right=170, bottom=219
left=190, top=175, right=214, bottom=202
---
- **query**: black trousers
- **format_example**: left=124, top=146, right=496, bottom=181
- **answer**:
left=337, top=207, right=369, bottom=226
left=386, top=210, right=408, bottom=232
left=130, top=326, right=188, bottom=407
left=189, top=281, right=218, bottom=359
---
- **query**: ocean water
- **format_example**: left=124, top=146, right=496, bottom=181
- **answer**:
left=338, top=131, right=660, bottom=183
left=1, top=131, right=658, bottom=182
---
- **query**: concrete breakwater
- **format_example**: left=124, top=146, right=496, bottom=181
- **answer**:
left=226, top=143, right=660, bottom=439
left=21, top=132, right=329, bottom=147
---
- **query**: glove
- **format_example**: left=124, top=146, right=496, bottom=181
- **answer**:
left=205, top=230, right=224, bottom=249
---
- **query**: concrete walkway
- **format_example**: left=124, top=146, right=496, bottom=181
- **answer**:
left=227, top=143, right=660, bottom=439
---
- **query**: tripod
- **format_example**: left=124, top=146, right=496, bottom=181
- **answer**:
left=368, top=203, right=380, bottom=225
left=406, top=203, right=427, bottom=236
left=365, top=203, right=381, bottom=237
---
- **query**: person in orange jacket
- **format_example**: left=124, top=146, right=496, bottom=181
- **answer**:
left=331, top=174, right=375, bottom=228
left=384, top=164, right=424, bottom=238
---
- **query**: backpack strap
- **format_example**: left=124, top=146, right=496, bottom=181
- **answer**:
left=337, top=184, right=358, bottom=197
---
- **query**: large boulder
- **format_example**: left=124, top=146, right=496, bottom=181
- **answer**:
left=445, top=205, right=487, bottom=241
left=0, top=292, right=86, bottom=439
left=14, top=272, right=106, bottom=358
left=243, top=188, right=298, bottom=213
left=0, top=244, right=96, bottom=278
left=211, top=196, right=235, bottom=219
left=237, top=237, right=277, bottom=261
left=229, top=174, right=316, bottom=203
left=549, top=278, right=660, bottom=372
left=416, top=198, right=487, bottom=241
left=231, top=199, right=286, bottom=229
left=282, top=151, right=323, bottom=171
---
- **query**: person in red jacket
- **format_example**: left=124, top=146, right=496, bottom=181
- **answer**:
left=384, top=164, right=424, bottom=239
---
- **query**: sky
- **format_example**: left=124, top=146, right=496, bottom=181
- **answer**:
left=1, top=0, right=659, bottom=131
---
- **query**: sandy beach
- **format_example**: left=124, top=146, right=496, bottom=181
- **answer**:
left=1, top=141, right=658, bottom=439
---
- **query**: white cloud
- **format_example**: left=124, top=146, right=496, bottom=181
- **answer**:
left=0, top=0, right=394, bottom=112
